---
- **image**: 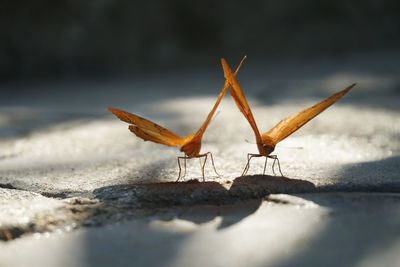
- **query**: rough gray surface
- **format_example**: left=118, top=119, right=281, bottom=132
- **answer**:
left=2, top=193, right=400, bottom=267
left=1, top=53, right=399, bottom=196
left=0, top=53, right=400, bottom=266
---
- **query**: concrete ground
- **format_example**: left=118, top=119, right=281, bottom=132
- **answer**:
left=0, top=52, right=399, bottom=266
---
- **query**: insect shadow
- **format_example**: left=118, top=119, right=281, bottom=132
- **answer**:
left=93, top=173, right=315, bottom=230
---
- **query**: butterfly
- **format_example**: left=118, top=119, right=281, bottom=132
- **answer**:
left=108, top=57, right=246, bottom=181
left=221, top=58, right=356, bottom=176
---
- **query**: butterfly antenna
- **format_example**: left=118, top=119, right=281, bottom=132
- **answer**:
left=210, top=111, right=220, bottom=124
left=234, top=55, right=247, bottom=75
left=276, top=145, right=303, bottom=150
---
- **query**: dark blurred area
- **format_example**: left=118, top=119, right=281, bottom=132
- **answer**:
left=1, top=0, right=399, bottom=81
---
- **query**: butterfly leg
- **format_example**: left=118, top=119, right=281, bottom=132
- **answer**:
left=176, top=156, right=189, bottom=182
left=275, top=157, right=283, bottom=176
left=269, top=155, right=284, bottom=177
left=200, top=154, right=208, bottom=182
left=194, top=152, right=220, bottom=181
left=177, top=154, right=214, bottom=182
left=242, top=153, right=261, bottom=176
left=176, top=157, right=183, bottom=182
left=182, top=158, right=187, bottom=178
left=272, top=158, right=277, bottom=175
left=198, top=157, right=203, bottom=174
left=262, top=156, right=268, bottom=175
left=197, top=156, right=204, bottom=181
left=242, top=154, right=252, bottom=176
left=206, top=152, right=221, bottom=177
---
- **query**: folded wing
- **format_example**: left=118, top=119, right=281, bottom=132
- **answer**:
left=221, top=58, right=263, bottom=145
left=108, top=107, right=185, bottom=147
left=262, top=83, right=356, bottom=145
left=192, top=56, right=247, bottom=141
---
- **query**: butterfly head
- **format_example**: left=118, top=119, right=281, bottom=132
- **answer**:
left=258, top=144, right=274, bottom=156
left=258, top=135, right=275, bottom=156
left=180, top=134, right=201, bottom=157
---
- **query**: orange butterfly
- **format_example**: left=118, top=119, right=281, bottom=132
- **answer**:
left=108, top=57, right=246, bottom=181
left=221, top=58, right=356, bottom=176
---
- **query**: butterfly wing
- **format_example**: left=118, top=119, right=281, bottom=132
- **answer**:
left=192, top=56, right=247, bottom=141
left=180, top=57, right=247, bottom=157
left=108, top=107, right=185, bottom=147
left=262, top=83, right=356, bottom=145
left=128, top=125, right=184, bottom=147
left=190, top=83, right=229, bottom=142
left=221, top=58, right=263, bottom=146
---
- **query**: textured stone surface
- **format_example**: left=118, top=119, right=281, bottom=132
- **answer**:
left=2, top=193, right=400, bottom=267
left=1, top=75, right=399, bottom=195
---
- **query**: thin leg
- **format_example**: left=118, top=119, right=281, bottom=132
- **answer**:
left=242, top=154, right=252, bottom=176
left=275, top=157, right=283, bottom=176
left=269, top=155, right=284, bottom=177
left=182, top=158, right=187, bottom=178
left=177, top=154, right=208, bottom=182
left=263, top=156, right=268, bottom=175
left=242, top=153, right=262, bottom=176
left=176, top=153, right=222, bottom=182
left=206, top=152, right=220, bottom=177
left=270, top=155, right=277, bottom=175
left=201, top=154, right=208, bottom=182
left=272, top=158, right=277, bottom=175
left=176, top=157, right=183, bottom=182
left=243, top=154, right=255, bottom=176
left=176, top=155, right=190, bottom=182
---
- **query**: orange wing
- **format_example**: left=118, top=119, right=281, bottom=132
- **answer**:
left=108, top=107, right=185, bottom=147
left=262, top=83, right=356, bottom=145
left=221, top=58, right=263, bottom=146
left=192, top=56, right=247, bottom=141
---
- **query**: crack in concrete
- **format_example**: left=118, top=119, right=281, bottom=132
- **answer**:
left=0, top=197, right=99, bottom=242
left=0, top=183, right=18, bottom=190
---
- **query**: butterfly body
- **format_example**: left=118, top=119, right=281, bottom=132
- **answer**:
left=180, top=135, right=201, bottom=157
left=108, top=106, right=217, bottom=181
left=258, top=141, right=275, bottom=156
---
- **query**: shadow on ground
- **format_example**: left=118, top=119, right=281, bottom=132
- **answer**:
left=82, top=156, right=400, bottom=266
left=273, top=191, right=400, bottom=267
left=272, top=155, right=400, bottom=267
left=79, top=175, right=315, bottom=267
left=93, top=174, right=315, bottom=227
left=321, top=155, right=400, bottom=192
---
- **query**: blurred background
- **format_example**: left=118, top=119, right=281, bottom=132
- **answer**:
left=0, top=0, right=399, bottom=141
left=1, top=0, right=399, bottom=80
